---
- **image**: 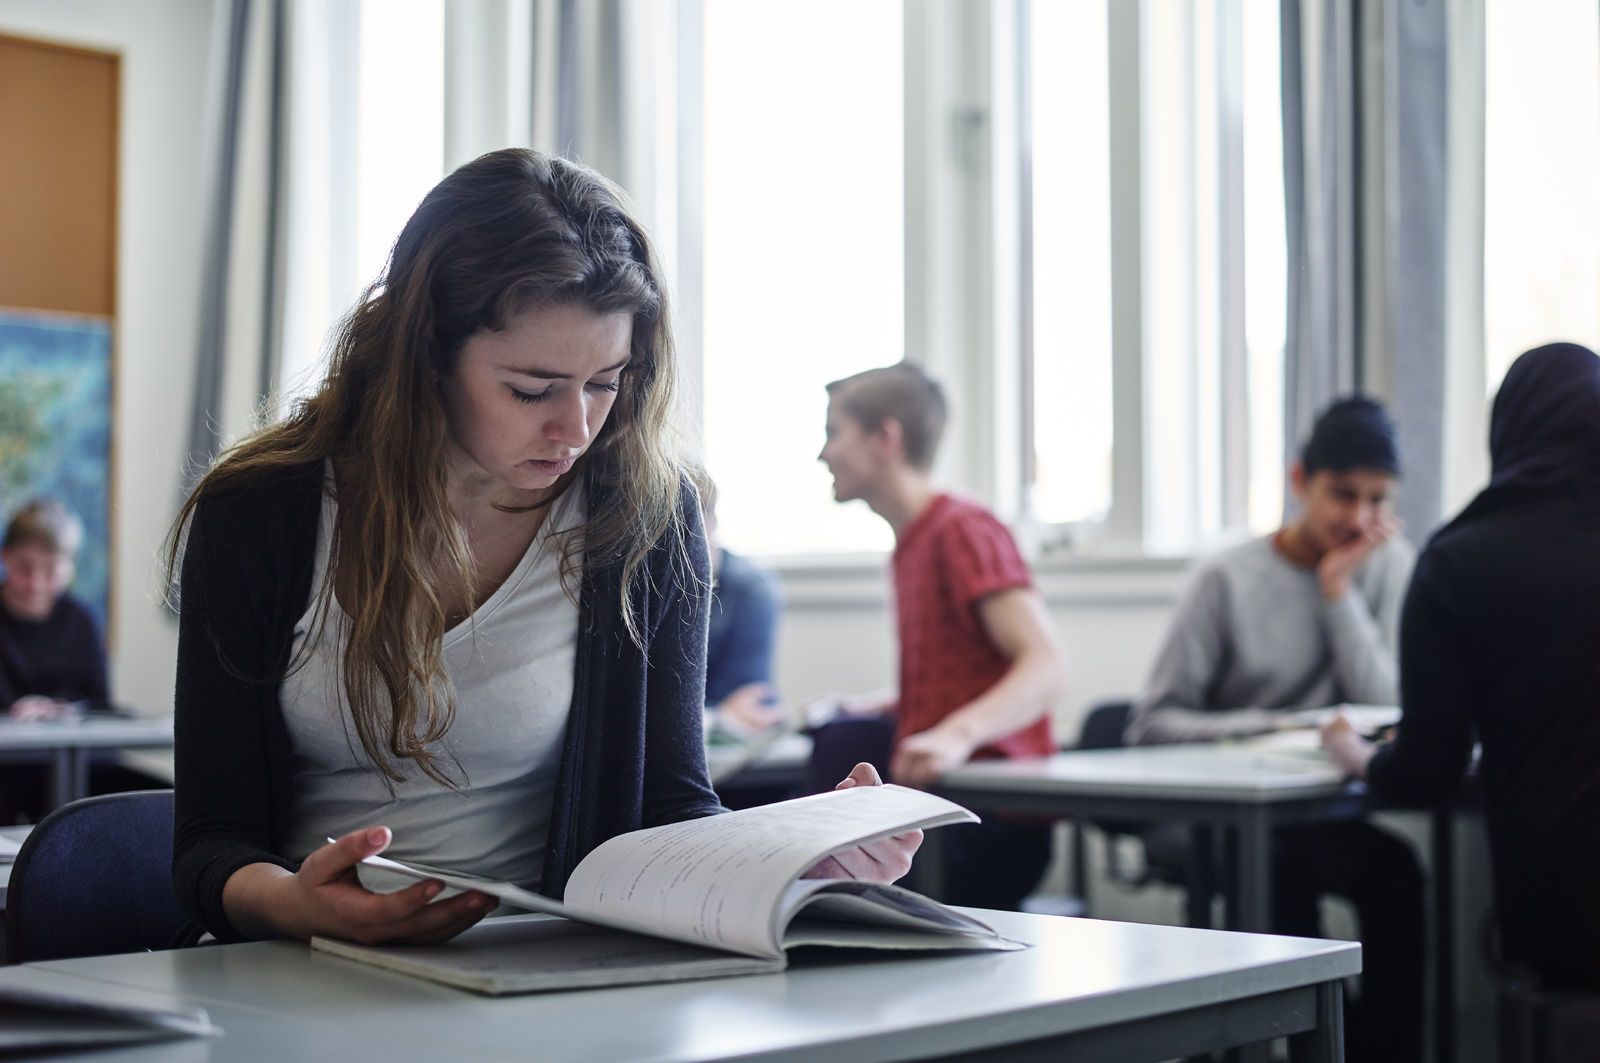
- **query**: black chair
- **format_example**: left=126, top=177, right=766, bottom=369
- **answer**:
left=1486, top=919, right=1600, bottom=1063
left=5, top=789, right=190, bottom=964
left=1074, top=700, right=1214, bottom=926
left=804, top=715, right=897, bottom=795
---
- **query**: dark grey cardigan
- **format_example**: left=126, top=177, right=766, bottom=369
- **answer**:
left=172, top=462, right=723, bottom=942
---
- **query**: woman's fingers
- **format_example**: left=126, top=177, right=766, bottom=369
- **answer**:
left=388, top=895, right=494, bottom=944
left=300, top=826, right=391, bottom=887
left=325, top=883, right=493, bottom=945
left=835, top=761, right=883, bottom=790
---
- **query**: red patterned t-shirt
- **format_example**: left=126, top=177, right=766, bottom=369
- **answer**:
left=891, top=494, right=1054, bottom=761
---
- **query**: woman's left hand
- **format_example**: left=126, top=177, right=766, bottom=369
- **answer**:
left=801, top=762, right=923, bottom=882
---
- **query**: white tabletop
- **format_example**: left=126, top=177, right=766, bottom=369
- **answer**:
left=942, top=743, right=1354, bottom=803
left=5, top=910, right=1358, bottom=1062
left=704, top=731, right=812, bottom=784
left=0, top=714, right=174, bottom=751
left=0, top=826, right=30, bottom=909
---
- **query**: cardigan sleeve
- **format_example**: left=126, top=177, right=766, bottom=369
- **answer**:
left=171, top=485, right=305, bottom=941
left=640, top=477, right=726, bottom=828
left=1365, top=544, right=1478, bottom=806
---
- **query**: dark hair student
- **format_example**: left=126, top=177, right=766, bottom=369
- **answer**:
left=1323, top=342, right=1600, bottom=991
left=169, top=148, right=918, bottom=947
left=1300, top=395, right=1401, bottom=477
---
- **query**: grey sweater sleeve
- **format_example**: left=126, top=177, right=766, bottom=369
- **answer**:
left=1320, top=539, right=1415, bottom=705
left=1125, top=564, right=1286, bottom=745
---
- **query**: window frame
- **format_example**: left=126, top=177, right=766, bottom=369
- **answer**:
left=677, top=0, right=1270, bottom=566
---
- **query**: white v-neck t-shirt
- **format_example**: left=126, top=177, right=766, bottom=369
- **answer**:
left=280, top=480, right=584, bottom=890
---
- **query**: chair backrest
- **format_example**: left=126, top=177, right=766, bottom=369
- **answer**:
left=1498, top=973, right=1600, bottom=1063
left=5, top=790, right=189, bottom=964
left=1077, top=699, right=1134, bottom=750
left=805, top=716, right=897, bottom=795
left=1488, top=920, right=1600, bottom=1063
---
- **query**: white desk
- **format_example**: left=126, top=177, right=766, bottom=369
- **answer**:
left=0, top=825, right=30, bottom=910
left=705, top=731, right=811, bottom=792
left=1, top=910, right=1359, bottom=1061
left=939, top=745, right=1364, bottom=935
left=0, top=715, right=173, bottom=809
left=938, top=744, right=1465, bottom=1063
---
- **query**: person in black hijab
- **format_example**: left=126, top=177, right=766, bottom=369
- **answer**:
left=1323, top=341, right=1600, bottom=991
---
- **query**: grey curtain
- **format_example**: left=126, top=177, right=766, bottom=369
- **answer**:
left=1280, top=0, right=1451, bottom=539
left=531, top=0, right=626, bottom=176
left=184, top=0, right=287, bottom=488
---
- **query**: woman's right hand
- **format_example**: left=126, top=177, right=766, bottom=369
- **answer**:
left=226, top=826, right=493, bottom=944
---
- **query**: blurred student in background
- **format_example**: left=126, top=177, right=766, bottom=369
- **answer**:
left=700, top=477, right=784, bottom=739
left=817, top=362, right=1066, bottom=912
left=0, top=498, right=110, bottom=824
left=0, top=498, right=106, bottom=720
left=1127, top=396, right=1421, bottom=1062
left=1325, top=342, right=1600, bottom=995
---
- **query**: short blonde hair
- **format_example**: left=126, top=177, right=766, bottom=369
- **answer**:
left=3, top=498, right=83, bottom=557
left=825, top=363, right=948, bottom=470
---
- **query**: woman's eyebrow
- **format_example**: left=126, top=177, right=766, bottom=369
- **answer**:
left=503, top=357, right=632, bottom=380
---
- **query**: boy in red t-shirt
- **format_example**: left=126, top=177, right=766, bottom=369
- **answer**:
left=817, top=363, right=1066, bottom=910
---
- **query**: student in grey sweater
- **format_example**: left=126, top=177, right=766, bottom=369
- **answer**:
left=1127, top=397, right=1423, bottom=1063
left=1125, top=518, right=1413, bottom=745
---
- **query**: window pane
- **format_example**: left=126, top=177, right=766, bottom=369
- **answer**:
left=701, top=0, right=902, bottom=555
left=356, top=0, right=444, bottom=285
left=1484, top=0, right=1600, bottom=390
left=1028, top=0, right=1112, bottom=525
left=1243, top=2, right=1285, bottom=533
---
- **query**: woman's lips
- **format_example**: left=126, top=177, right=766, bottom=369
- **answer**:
left=525, top=456, right=577, bottom=475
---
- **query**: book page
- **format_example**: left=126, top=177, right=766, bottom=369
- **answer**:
left=311, top=914, right=782, bottom=995
left=562, top=785, right=976, bottom=959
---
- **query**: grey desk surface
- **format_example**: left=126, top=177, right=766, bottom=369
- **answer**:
left=3, top=910, right=1359, bottom=1063
left=0, top=714, right=174, bottom=751
left=943, top=742, right=1356, bottom=803
left=0, top=826, right=30, bottom=909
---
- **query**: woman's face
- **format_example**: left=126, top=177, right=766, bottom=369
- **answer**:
left=441, top=302, right=633, bottom=502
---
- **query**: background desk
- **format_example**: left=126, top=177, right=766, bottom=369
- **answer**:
left=0, top=715, right=173, bottom=809
left=939, top=745, right=1457, bottom=1063
left=0, top=825, right=29, bottom=910
left=3, top=910, right=1359, bottom=1062
left=939, top=745, right=1363, bottom=934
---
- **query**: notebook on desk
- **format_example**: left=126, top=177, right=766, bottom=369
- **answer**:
left=0, top=982, right=217, bottom=1052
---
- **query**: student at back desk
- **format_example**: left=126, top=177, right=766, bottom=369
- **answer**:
left=0, top=498, right=109, bottom=824
left=1125, top=396, right=1423, bottom=1063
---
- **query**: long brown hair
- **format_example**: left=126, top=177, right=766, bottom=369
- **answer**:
left=169, top=148, right=692, bottom=785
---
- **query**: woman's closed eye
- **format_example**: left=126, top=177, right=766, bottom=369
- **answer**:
left=508, top=379, right=622, bottom=405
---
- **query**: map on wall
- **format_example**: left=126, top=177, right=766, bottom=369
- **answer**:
left=0, top=309, right=113, bottom=631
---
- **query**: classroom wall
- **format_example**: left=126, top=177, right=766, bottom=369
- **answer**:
left=0, top=0, right=217, bottom=714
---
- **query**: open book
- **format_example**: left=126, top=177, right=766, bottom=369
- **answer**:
left=311, top=784, right=1024, bottom=994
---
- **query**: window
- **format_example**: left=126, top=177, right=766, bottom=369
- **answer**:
left=699, top=0, right=903, bottom=556
left=354, top=0, right=445, bottom=287
left=1027, top=0, right=1113, bottom=527
left=1484, top=0, right=1600, bottom=390
left=690, top=2, right=1288, bottom=560
left=1241, top=1, right=1285, bottom=533
left=278, top=0, right=445, bottom=407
